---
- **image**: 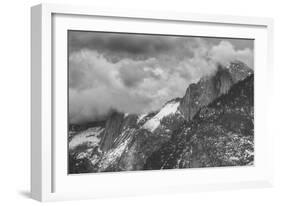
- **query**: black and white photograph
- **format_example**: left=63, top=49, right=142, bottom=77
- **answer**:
left=68, top=31, right=254, bottom=174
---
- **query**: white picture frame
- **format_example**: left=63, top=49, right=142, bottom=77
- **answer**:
left=31, top=3, right=274, bottom=202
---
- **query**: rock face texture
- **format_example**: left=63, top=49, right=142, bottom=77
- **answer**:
left=144, top=74, right=254, bottom=169
left=100, top=112, right=126, bottom=152
left=179, top=62, right=252, bottom=121
left=68, top=61, right=254, bottom=174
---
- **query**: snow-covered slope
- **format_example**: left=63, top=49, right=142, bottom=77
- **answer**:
left=137, top=113, right=147, bottom=124
left=98, top=128, right=136, bottom=171
left=69, top=127, right=104, bottom=150
left=142, top=101, right=180, bottom=132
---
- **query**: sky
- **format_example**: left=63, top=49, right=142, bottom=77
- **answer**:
left=68, top=31, right=254, bottom=124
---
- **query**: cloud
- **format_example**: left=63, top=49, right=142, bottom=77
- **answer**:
left=69, top=50, right=189, bottom=123
left=210, top=40, right=254, bottom=68
left=68, top=33, right=254, bottom=124
left=117, top=58, right=160, bottom=87
left=69, top=50, right=119, bottom=90
left=69, top=31, right=195, bottom=62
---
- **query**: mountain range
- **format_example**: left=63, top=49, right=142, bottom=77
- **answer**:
left=68, top=61, right=254, bottom=173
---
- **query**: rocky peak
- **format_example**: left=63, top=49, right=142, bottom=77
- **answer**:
left=100, top=111, right=138, bottom=152
left=214, top=65, right=234, bottom=94
left=227, top=60, right=253, bottom=83
left=179, top=62, right=252, bottom=121
left=100, top=111, right=125, bottom=151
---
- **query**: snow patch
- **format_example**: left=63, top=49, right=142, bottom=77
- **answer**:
left=69, top=127, right=104, bottom=150
left=137, top=113, right=147, bottom=123
left=99, top=138, right=130, bottom=171
left=143, top=101, right=180, bottom=132
left=76, top=152, right=88, bottom=159
left=98, top=128, right=136, bottom=171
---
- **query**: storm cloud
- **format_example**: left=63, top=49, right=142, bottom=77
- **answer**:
left=68, top=31, right=254, bottom=124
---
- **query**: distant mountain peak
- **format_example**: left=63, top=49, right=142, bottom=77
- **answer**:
left=179, top=61, right=253, bottom=121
